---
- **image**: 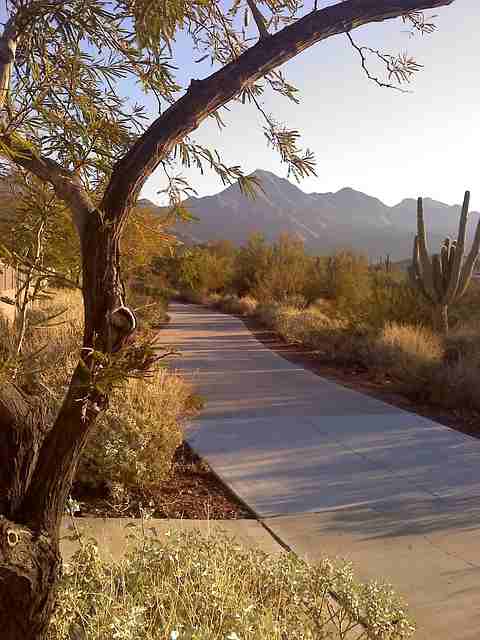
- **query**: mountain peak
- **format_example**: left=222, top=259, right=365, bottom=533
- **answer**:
left=250, top=168, right=289, bottom=185
left=164, top=168, right=476, bottom=260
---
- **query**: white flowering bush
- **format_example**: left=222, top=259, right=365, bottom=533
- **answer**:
left=49, top=528, right=415, bottom=640
left=76, top=367, right=189, bottom=493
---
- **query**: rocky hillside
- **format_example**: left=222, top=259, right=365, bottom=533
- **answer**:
left=139, top=169, right=479, bottom=261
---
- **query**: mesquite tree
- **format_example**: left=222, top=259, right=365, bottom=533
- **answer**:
left=0, top=1, right=456, bottom=638
left=410, top=192, right=480, bottom=333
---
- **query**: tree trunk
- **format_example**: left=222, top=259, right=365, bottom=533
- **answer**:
left=0, top=213, right=124, bottom=640
left=0, top=373, right=102, bottom=639
left=0, top=385, right=60, bottom=640
left=0, top=517, right=61, bottom=640
left=433, top=303, right=449, bottom=334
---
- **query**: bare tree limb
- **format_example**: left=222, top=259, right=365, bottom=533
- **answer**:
left=347, top=31, right=422, bottom=93
left=246, top=0, right=270, bottom=40
left=102, top=0, right=455, bottom=221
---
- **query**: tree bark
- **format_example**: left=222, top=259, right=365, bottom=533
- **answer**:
left=0, top=517, right=61, bottom=640
left=0, top=384, right=47, bottom=517
left=0, top=387, right=62, bottom=640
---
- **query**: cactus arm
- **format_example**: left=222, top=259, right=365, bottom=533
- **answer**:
left=410, top=234, right=433, bottom=302
left=448, top=242, right=456, bottom=286
left=432, top=253, right=444, bottom=299
left=457, top=216, right=480, bottom=299
left=444, top=190, right=470, bottom=302
left=416, top=197, right=438, bottom=302
left=441, top=238, right=450, bottom=292
left=408, top=235, right=419, bottom=287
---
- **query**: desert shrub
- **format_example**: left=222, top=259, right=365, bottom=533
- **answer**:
left=232, top=232, right=272, bottom=296
left=447, top=278, right=480, bottom=329
left=310, top=297, right=336, bottom=316
left=428, top=321, right=480, bottom=411
left=428, top=357, right=480, bottom=412
left=443, top=322, right=480, bottom=365
left=234, top=233, right=324, bottom=306
left=325, top=250, right=371, bottom=314
left=0, top=315, right=16, bottom=364
left=256, top=303, right=371, bottom=365
left=303, top=257, right=329, bottom=304
left=177, top=288, right=211, bottom=305
left=252, top=234, right=311, bottom=303
left=280, top=293, right=308, bottom=309
left=366, top=273, right=431, bottom=329
left=173, top=244, right=235, bottom=296
left=0, top=289, right=83, bottom=398
left=213, top=293, right=258, bottom=316
left=49, top=529, right=415, bottom=640
left=370, top=323, right=443, bottom=395
left=76, top=367, right=188, bottom=493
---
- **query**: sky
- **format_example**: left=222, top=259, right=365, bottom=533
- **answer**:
left=136, top=0, right=480, bottom=212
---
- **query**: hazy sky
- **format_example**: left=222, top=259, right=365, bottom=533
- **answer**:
left=138, top=0, right=480, bottom=212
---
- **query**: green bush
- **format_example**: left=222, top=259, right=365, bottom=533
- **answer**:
left=49, top=529, right=415, bottom=640
left=325, top=250, right=371, bottom=315
left=366, top=273, right=431, bottom=330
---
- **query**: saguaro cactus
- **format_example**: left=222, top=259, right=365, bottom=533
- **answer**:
left=409, top=191, right=480, bottom=333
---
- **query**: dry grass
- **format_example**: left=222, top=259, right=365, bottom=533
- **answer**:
left=48, top=529, right=415, bottom=640
left=256, top=303, right=370, bottom=365
left=371, top=323, right=444, bottom=390
left=250, top=300, right=480, bottom=415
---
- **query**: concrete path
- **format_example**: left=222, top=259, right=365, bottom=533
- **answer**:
left=60, top=517, right=282, bottom=562
left=162, top=304, right=480, bottom=640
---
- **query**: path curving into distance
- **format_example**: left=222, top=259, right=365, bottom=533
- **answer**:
left=161, top=303, right=480, bottom=640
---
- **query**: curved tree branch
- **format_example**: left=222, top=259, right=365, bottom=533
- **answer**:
left=1, top=135, right=94, bottom=237
left=101, top=0, right=455, bottom=221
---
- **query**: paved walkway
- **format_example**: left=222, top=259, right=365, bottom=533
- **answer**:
left=60, top=517, right=282, bottom=562
left=162, top=304, right=480, bottom=640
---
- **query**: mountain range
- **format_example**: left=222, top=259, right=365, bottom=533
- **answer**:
left=139, top=169, right=479, bottom=261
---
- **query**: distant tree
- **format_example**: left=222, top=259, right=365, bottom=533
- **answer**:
left=326, top=249, right=371, bottom=313
left=0, top=1, right=455, bottom=638
left=253, top=232, right=310, bottom=303
left=174, top=244, right=235, bottom=294
left=121, top=205, right=174, bottom=283
left=233, top=232, right=272, bottom=295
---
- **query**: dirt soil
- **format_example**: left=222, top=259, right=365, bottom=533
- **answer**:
left=242, top=315, right=480, bottom=440
left=72, top=443, right=255, bottom=520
